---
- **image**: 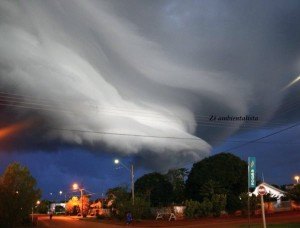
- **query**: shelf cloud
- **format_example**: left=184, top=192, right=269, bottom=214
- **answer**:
left=0, top=0, right=299, bottom=170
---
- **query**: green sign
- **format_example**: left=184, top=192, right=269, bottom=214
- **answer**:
left=248, top=157, right=256, bottom=188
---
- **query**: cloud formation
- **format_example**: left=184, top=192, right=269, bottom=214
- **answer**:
left=0, top=0, right=299, bottom=170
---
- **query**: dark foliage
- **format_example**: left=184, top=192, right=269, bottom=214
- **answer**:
left=0, top=163, right=41, bottom=227
left=135, top=172, right=173, bottom=207
left=186, top=153, right=247, bottom=212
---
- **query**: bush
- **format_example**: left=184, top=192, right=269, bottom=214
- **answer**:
left=240, top=192, right=260, bottom=215
left=96, top=213, right=106, bottom=220
left=184, top=200, right=201, bottom=218
left=184, top=199, right=213, bottom=218
left=199, top=198, right=212, bottom=217
left=131, top=197, right=152, bottom=219
left=211, top=194, right=226, bottom=217
left=112, top=196, right=151, bottom=220
left=226, top=194, right=242, bottom=214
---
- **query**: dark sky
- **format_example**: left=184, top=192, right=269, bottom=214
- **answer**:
left=0, top=0, right=300, bottom=199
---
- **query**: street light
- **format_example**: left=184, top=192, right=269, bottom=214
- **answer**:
left=72, top=183, right=79, bottom=190
left=59, top=190, right=64, bottom=203
left=114, top=159, right=135, bottom=205
left=32, top=200, right=40, bottom=223
left=72, top=183, right=84, bottom=217
left=294, top=176, right=299, bottom=184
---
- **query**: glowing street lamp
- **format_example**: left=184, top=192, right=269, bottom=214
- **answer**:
left=32, top=200, right=41, bottom=223
left=72, top=183, right=84, bottom=217
left=114, top=159, right=135, bottom=205
left=59, top=190, right=64, bottom=203
left=72, top=183, right=79, bottom=190
left=294, top=176, right=299, bottom=184
left=114, top=159, right=120, bottom=164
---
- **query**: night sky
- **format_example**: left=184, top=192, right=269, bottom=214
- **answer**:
left=0, top=0, right=300, bottom=199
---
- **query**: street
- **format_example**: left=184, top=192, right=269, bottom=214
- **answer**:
left=36, top=212, right=300, bottom=228
left=37, top=215, right=123, bottom=228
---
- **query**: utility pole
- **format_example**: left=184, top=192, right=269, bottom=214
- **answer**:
left=80, top=189, right=83, bottom=217
left=260, top=194, right=266, bottom=228
left=72, top=183, right=84, bottom=217
left=131, top=164, right=135, bottom=205
left=114, top=159, right=135, bottom=205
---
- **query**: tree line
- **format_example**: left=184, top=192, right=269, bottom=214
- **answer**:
left=107, top=153, right=248, bottom=219
left=2, top=152, right=300, bottom=225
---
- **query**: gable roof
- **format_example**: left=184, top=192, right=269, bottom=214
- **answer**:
left=251, top=182, right=286, bottom=199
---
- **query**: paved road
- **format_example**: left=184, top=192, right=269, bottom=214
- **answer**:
left=37, top=215, right=123, bottom=228
left=37, top=215, right=240, bottom=228
left=37, top=212, right=300, bottom=228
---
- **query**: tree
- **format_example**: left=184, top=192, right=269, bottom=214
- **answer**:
left=199, top=180, right=226, bottom=199
left=165, top=168, right=189, bottom=204
left=106, top=186, right=151, bottom=219
left=287, top=184, right=300, bottom=202
left=65, top=196, right=80, bottom=215
left=186, top=153, right=247, bottom=212
left=36, top=200, right=51, bottom=214
left=0, top=163, right=41, bottom=227
left=135, top=172, right=173, bottom=207
left=211, top=194, right=227, bottom=217
left=239, top=192, right=260, bottom=215
left=106, top=186, right=130, bottom=202
left=111, top=196, right=151, bottom=220
left=79, top=195, right=90, bottom=217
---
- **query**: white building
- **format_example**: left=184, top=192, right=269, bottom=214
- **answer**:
left=50, top=203, right=66, bottom=213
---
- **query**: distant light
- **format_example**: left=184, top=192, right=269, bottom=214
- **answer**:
left=282, top=75, right=300, bottom=91
left=36, top=200, right=41, bottom=205
left=50, top=192, right=53, bottom=195
left=59, top=190, right=63, bottom=195
left=73, top=183, right=79, bottom=190
left=294, top=176, right=299, bottom=184
left=16, top=191, right=19, bottom=194
left=114, top=159, right=120, bottom=164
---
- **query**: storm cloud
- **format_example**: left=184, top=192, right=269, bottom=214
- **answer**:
left=0, top=0, right=299, bottom=170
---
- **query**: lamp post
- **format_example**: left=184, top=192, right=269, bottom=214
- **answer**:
left=32, top=200, right=40, bottom=223
left=59, top=190, right=63, bottom=203
left=73, top=183, right=84, bottom=217
left=294, top=176, right=299, bottom=184
left=114, top=159, right=135, bottom=205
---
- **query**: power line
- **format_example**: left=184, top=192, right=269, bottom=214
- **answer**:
left=49, top=127, right=202, bottom=141
left=1, top=91, right=299, bottom=143
left=183, top=121, right=300, bottom=168
left=0, top=97, right=290, bottom=129
left=0, top=90, right=293, bottom=126
left=223, top=122, right=300, bottom=152
left=48, top=125, right=300, bottom=144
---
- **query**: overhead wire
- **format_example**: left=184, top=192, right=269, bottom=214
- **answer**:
left=0, top=92, right=291, bottom=129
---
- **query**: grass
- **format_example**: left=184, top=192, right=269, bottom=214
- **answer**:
left=240, top=223, right=300, bottom=228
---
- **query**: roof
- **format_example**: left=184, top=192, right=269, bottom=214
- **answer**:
left=251, top=182, right=286, bottom=199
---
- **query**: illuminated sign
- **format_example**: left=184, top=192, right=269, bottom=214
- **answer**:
left=248, top=157, right=256, bottom=188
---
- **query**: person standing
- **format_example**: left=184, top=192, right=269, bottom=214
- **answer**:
left=126, top=211, right=133, bottom=225
left=49, top=210, right=53, bottom=220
